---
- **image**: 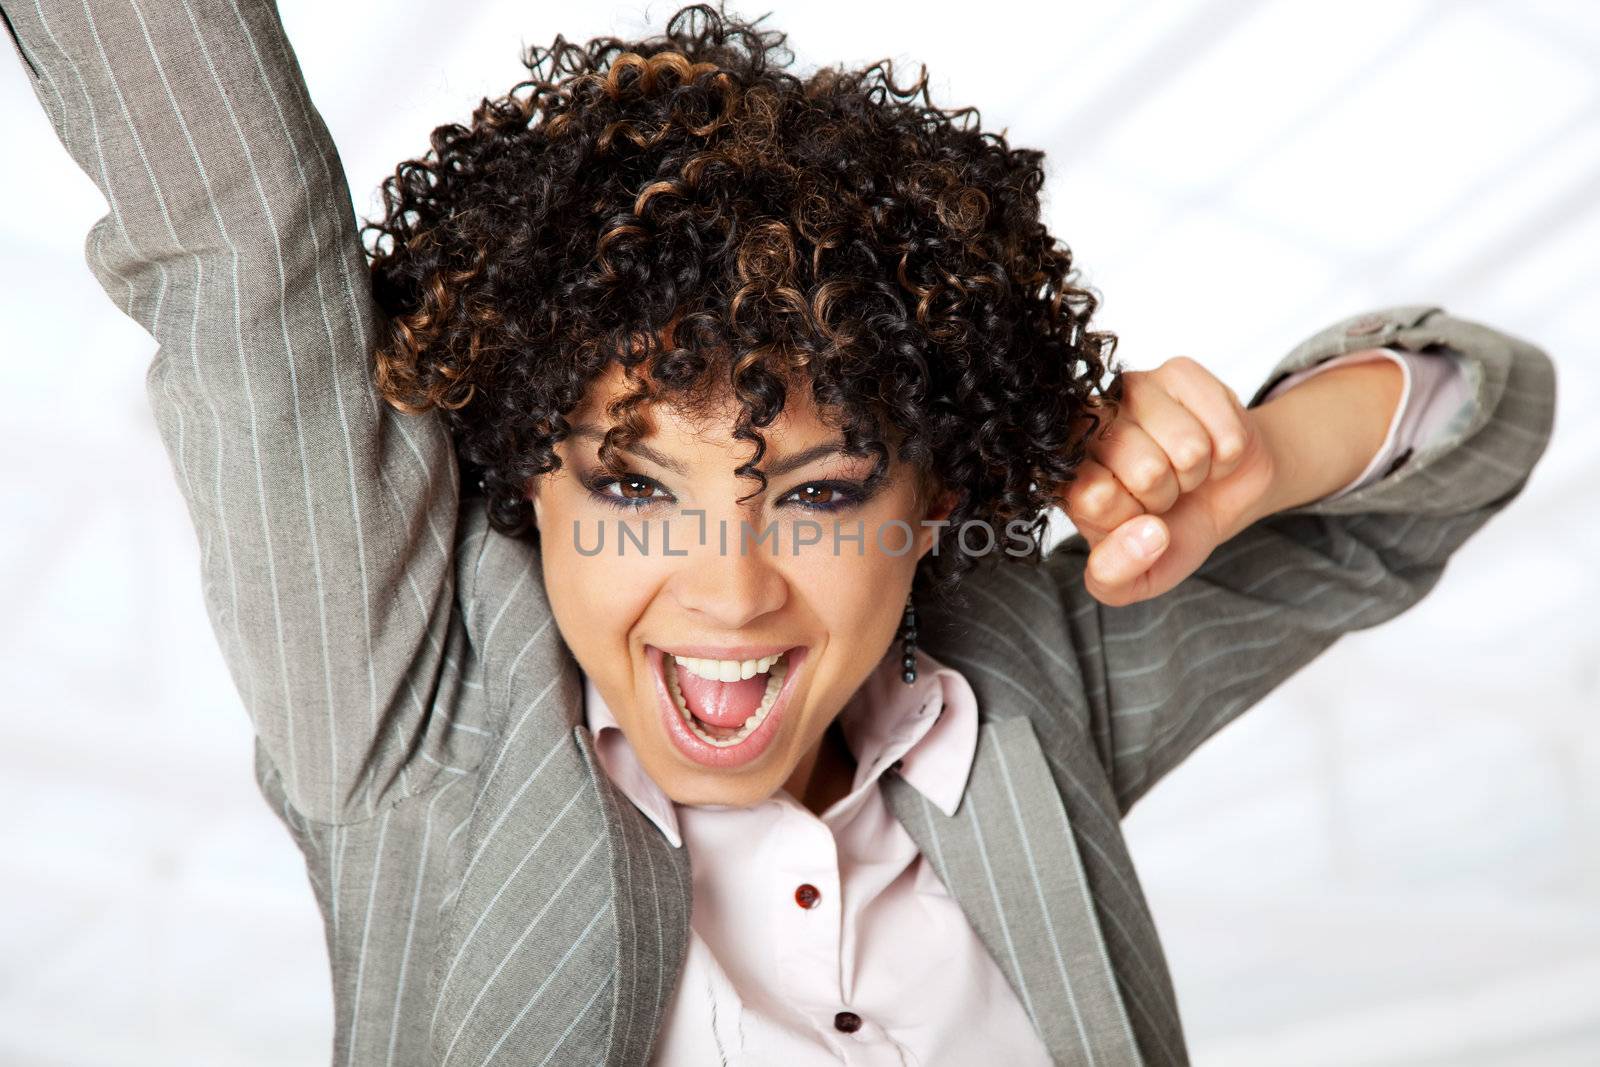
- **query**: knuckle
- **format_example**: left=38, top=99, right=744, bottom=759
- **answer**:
left=1083, top=481, right=1119, bottom=516
left=1172, top=438, right=1210, bottom=473
left=1214, top=431, right=1247, bottom=463
left=1067, top=478, right=1104, bottom=516
left=1125, top=460, right=1167, bottom=495
left=1113, top=460, right=1152, bottom=495
left=1160, top=355, right=1205, bottom=382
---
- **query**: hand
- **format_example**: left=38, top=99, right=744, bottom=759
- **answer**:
left=1059, top=357, right=1279, bottom=607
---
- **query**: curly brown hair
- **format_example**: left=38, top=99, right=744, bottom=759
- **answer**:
left=362, top=1, right=1121, bottom=603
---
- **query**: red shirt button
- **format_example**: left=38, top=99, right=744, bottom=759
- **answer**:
left=794, top=883, right=821, bottom=909
left=834, top=1010, right=862, bottom=1033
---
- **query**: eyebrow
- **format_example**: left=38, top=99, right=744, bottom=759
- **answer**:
left=566, top=423, right=856, bottom=479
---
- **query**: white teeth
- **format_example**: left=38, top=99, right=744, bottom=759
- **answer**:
left=665, top=654, right=788, bottom=748
left=673, top=652, right=784, bottom=681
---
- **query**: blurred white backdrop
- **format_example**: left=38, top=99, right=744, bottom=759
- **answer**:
left=1, top=1, right=1596, bottom=1064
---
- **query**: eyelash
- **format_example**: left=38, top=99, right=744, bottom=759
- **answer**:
left=582, top=473, right=868, bottom=514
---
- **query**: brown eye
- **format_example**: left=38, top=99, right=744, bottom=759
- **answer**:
left=585, top=472, right=673, bottom=510
left=796, top=485, right=836, bottom=506
left=618, top=476, right=655, bottom=500
left=780, top=481, right=866, bottom=513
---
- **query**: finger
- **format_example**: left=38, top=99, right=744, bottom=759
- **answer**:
left=1122, top=374, right=1214, bottom=494
left=1085, top=417, right=1182, bottom=514
left=1084, top=514, right=1169, bottom=605
left=1061, top=458, right=1145, bottom=542
left=1088, top=492, right=1230, bottom=607
left=1155, top=357, right=1252, bottom=481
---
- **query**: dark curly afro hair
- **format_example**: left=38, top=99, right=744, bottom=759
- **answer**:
left=363, top=1, right=1122, bottom=603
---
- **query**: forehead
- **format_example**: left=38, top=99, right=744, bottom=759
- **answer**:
left=570, top=360, right=835, bottom=447
left=562, top=360, right=932, bottom=501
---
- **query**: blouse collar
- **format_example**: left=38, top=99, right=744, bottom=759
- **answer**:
left=584, top=644, right=980, bottom=848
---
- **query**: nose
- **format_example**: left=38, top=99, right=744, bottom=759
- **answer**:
left=666, top=530, right=789, bottom=631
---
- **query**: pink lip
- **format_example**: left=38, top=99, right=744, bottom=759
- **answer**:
left=655, top=642, right=801, bottom=660
left=646, top=644, right=808, bottom=770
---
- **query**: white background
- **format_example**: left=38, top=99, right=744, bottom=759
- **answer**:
left=1, top=1, right=1596, bottom=1063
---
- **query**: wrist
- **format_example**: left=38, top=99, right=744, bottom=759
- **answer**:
left=1242, top=355, right=1405, bottom=526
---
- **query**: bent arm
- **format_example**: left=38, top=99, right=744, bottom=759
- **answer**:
left=3, top=0, right=467, bottom=824
left=1045, top=305, right=1556, bottom=815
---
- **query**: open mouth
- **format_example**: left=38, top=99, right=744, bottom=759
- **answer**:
left=667, top=651, right=789, bottom=745
left=646, top=644, right=808, bottom=769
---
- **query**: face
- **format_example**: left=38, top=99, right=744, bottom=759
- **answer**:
left=528, top=362, right=953, bottom=808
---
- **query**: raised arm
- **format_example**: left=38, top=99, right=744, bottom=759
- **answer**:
left=2, top=0, right=466, bottom=824
left=1041, top=305, right=1556, bottom=814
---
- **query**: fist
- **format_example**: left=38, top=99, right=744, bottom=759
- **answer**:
left=1060, top=356, right=1277, bottom=607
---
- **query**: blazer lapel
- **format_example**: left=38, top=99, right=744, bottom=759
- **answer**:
left=883, top=718, right=1141, bottom=1064
left=887, top=578, right=1145, bottom=1066
left=574, top=724, right=694, bottom=1065
left=429, top=604, right=691, bottom=1066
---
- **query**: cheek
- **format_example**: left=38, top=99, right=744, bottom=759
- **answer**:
left=536, top=500, right=661, bottom=662
left=786, top=487, right=927, bottom=584
left=784, top=497, right=922, bottom=661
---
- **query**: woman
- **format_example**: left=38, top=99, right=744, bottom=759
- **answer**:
left=2, top=1, right=1555, bottom=1064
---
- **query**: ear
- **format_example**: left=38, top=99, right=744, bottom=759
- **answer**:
left=523, top=475, right=542, bottom=528
left=923, top=487, right=958, bottom=524
left=914, top=486, right=959, bottom=561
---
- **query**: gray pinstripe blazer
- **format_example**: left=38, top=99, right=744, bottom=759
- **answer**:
left=4, top=1, right=1557, bottom=1064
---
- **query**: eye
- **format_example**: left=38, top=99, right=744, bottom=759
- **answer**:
left=584, top=473, right=871, bottom=513
left=586, top=473, right=674, bottom=510
left=780, top=481, right=866, bottom=513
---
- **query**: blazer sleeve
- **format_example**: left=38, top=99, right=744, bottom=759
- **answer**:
left=1040, top=304, right=1557, bottom=816
left=2, top=0, right=468, bottom=824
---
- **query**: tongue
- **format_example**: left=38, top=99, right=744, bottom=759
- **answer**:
left=676, top=667, right=768, bottom=728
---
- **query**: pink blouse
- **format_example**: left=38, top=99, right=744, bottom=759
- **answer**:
left=583, top=346, right=1471, bottom=1063
left=584, top=645, right=1057, bottom=1065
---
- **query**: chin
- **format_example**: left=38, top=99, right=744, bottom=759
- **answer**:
left=655, top=762, right=788, bottom=808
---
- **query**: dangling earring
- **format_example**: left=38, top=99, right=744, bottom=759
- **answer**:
left=899, top=592, right=918, bottom=685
